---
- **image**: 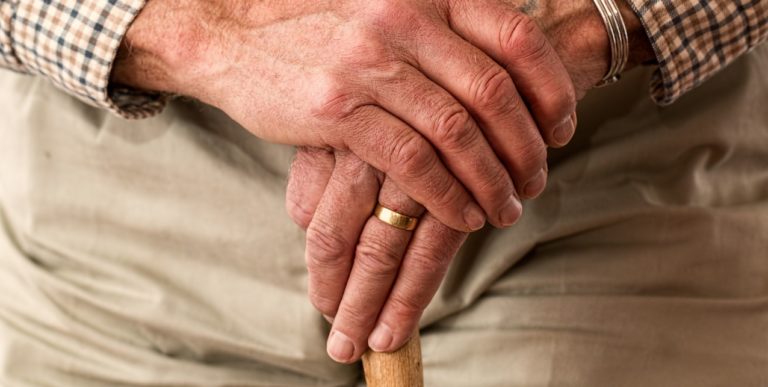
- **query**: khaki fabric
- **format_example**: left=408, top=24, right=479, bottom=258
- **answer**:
left=0, top=44, right=767, bottom=386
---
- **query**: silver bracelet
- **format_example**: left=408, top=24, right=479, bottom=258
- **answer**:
left=592, top=0, right=629, bottom=87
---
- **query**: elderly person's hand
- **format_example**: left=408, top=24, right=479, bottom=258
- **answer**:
left=286, top=0, right=656, bottom=364
left=112, top=0, right=578, bottom=232
left=288, top=149, right=468, bottom=363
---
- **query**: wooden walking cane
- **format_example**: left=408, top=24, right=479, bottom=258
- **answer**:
left=362, top=330, right=423, bottom=387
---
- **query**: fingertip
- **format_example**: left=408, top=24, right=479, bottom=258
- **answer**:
left=327, top=330, right=358, bottom=364
left=551, top=114, right=576, bottom=148
left=522, top=167, right=548, bottom=199
left=369, top=321, right=418, bottom=355
left=368, top=323, right=394, bottom=352
left=497, top=193, right=523, bottom=228
left=462, top=202, right=487, bottom=232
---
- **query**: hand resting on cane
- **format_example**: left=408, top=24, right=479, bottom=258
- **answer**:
left=286, top=0, right=655, bottom=364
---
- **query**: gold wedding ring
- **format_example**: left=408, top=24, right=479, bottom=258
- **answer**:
left=374, top=204, right=419, bottom=231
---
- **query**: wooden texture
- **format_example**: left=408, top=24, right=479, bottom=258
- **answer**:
left=362, top=331, right=423, bottom=387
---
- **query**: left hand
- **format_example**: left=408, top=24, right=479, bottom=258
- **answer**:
left=287, top=149, right=468, bottom=364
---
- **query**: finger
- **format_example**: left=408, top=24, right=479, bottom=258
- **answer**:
left=411, top=23, right=549, bottom=199
left=449, top=2, right=578, bottom=148
left=344, top=106, right=486, bottom=232
left=327, top=178, right=423, bottom=363
left=286, top=147, right=335, bottom=229
left=370, top=64, right=521, bottom=227
left=368, top=214, right=467, bottom=353
left=305, top=152, right=380, bottom=318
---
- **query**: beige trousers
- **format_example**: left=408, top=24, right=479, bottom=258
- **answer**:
left=1, top=45, right=767, bottom=386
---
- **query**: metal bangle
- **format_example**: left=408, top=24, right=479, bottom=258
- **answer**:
left=592, top=0, right=629, bottom=87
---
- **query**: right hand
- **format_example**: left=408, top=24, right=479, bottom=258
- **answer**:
left=113, top=0, right=577, bottom=231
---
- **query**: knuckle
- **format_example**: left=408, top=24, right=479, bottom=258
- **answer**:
left=338, top=305, right=374, bottom=332
left=431, top=106, right=476, bottom=150
left=308, top=287, right=339, bottom=316
left=310, top=74, right=368, bottom=123
left=473, top=165, right=514, bottom=202
left=355, top=239, right=403, bottom=280
left=365, top=0, right=420, bottom=32
left=335, top=153, right=373, bottom=183
left=346, top=28, right=396, bottom=67
left=366, top=0, right=404, bottom=22
left=408, top=243, right=453, bottom=277
left=500, top=13, right=550, bottom=62
left=513, top=138, right=548, bottom=175
left=537, top=78, right=578, bottom=127
left=471, top=65, right=515, bottom=111
left=390, top=134, right=434, bottom=180
left=305, top=224, right=350, bottom=270
left=388, top=293, right=424, bottom=321
left=370, top=60, right=413, bottom=85
left=425, top=178, right=465, bottom=212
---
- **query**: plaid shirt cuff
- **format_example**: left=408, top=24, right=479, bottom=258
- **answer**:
left=6, top=0, right=165, bottom=119
left=627, top=0, right=768, bottom=105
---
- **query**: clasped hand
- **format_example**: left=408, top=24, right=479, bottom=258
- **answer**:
left=279, top=0, right=590, bottom=364
left=116, top=0, right=605, bottom=365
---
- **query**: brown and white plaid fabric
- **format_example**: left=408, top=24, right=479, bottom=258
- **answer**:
left=0, top=0, right=164, bottom=118
left=0, top=1, right=766, bottom=117
left=628, top=0, right=768, bottom=105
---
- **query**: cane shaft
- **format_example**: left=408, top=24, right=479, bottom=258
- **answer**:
left=362, top=330, right=423, bottom=387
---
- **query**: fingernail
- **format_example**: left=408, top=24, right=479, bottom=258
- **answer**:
left=523, top=168, right=547, bottom=198
left=369, top=323, right=394, bottom=352
left=553, top=117, right=575, bottom=147
left=327, top=331, right=355, bottom=363
left=499, top=194, right=523, bottom=227
left=323, top=314, right=334, bottom=324
left=463, top=203, right=486, bottom=231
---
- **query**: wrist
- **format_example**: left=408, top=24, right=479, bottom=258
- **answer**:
left=530, top=0, right=655, bottom=92
left=618, top=0, right=656, bottom=68
left=111, top=0, right=220, bottom=98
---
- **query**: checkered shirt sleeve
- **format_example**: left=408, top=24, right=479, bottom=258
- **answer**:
left=627, top=0, right=768, bottom=105
left=0, top=0, right=164, bottom=118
